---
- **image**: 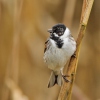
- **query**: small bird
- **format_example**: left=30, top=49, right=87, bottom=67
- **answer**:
left=44, top=23, right=76, bottom=88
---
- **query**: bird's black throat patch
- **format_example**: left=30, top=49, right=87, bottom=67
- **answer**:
left=56, top=39, right=63, bottom=48
left=50, top=33, right=63, bottom=48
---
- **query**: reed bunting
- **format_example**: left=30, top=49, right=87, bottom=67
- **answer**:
left=44, top=23, right=76, bottom=88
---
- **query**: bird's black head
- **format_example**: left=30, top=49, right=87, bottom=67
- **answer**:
left=48, top=23, right=66, bottom=36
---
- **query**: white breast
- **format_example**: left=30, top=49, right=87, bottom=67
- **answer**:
left=44, top=37, right=76, bottom=72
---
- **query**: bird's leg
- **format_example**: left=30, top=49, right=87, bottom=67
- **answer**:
left=62, top=75, right=71, bottom=82
left=71, top=53, right=76, bottom=58
left=60, top=69, right=71, bottom=82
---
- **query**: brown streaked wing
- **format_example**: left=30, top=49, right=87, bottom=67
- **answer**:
left=44, top=39, right=49, bottom=53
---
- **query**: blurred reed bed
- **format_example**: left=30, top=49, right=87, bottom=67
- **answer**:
left=0, top=0, right=100, bottom=100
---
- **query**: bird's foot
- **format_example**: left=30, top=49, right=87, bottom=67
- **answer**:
left=62, top=75, right=71, bottom=82
left=71, top=73, right=75, bottom=76
left=72, top=53, right=76, bottom=58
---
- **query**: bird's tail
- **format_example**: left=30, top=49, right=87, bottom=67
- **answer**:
left=48, top=71, right=62, bottom=88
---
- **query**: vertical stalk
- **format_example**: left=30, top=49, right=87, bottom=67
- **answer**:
left=58, top=0, right=94, bottom=100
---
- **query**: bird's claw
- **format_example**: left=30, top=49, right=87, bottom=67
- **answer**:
left=71, top=73, right=75, bottom=76
left=62, top=75, right=71, bottom=83
left=72, top=53, right=76, bottom=58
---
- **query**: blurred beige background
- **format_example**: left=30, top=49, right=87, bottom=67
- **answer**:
left=0, top=0, right=100, bottom=100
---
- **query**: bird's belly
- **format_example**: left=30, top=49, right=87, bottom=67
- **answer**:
left=44, top=47, right=69, bottom=71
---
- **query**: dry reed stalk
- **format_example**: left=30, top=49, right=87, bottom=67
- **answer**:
left=6, top=78, right=29, bottom=100
left=58, top=0, right=94, bottom=100
left=1, top=1, right=23, bottom=100
left=1, top=57, right=12, bottom=100
left=63, top=0, right=77, bottom=28
left=11, top=0, right=23, bottom=83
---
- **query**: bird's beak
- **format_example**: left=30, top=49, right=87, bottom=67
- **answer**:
left=47, top=29, right=53, bottom=33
